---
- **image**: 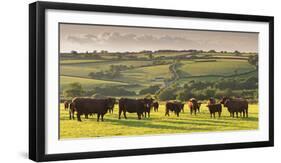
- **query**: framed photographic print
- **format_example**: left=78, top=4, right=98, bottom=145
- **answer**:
left=29, top=1, right=274, bottom=162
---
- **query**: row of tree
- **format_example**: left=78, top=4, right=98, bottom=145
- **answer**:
left=63, top=76, right=258, bottom=101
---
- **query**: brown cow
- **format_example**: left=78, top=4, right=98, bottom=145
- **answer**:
left=188, top=98, right=200, bottom=115
left=153, top=102, right=159, bottom=112
left=220, top=97, right=248, bottom=118
left=142, top=98, right=154, bottom=118
left=107, top=98, right=116, bottom=114
left=64, top=101, right=69, bottom=110
left=72, top=97, right=114, bottom=122
left=69, top=102, right=75, bottom=120
left=206, top=103, right=222, bottom=118
left=165, top=101, right=182, bottom=117
left=118, top=98, right=147, bottom=120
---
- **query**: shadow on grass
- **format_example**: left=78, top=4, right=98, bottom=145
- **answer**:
left=161, top=119, right=230, bottom=127
left=105, top=118, right=211, bottom=131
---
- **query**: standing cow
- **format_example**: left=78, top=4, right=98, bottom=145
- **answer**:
left=118, top=98, right=147, bottom=120
left=206, top=103, right=222, bottom=118
left=107, top=98, right=116, bottom=114
left=71, top=97, right=115, bottom=122
left=188, top=98, right=200, bottom=115
left=143, top=98, right=154, bottom=118
left=64, top=101, right=69, bottom=110
left=220, top=97, right=248, bottom=118
left=165, top=101, right=182, bottom=117
left=153, top=102, right=159, bottom=112
left=69, top=102, right=75, bottom=120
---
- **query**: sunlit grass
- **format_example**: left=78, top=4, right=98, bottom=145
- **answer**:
left=60, top=103, right=258, bottom=139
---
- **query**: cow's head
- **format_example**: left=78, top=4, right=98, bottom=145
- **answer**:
left=144, top=98, right=154, bottom=109
left=220, top=97, right=229, bottom=105
left=105, top=98, right=116, bottom=111
left=223, top=99, right=231, bottom=107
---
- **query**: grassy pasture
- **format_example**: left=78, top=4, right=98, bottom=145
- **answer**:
left=60, top=60, right=153, bottom=78
left=60, top=76, right=128, bottom=91
left=120, top=64, right=172, bottom=85
left=178, top=59, right=255, bottom=77
left=60, top=103, right=258, bottom=139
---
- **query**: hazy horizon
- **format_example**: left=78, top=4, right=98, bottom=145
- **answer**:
left=60, top=23, right=258, bottom=53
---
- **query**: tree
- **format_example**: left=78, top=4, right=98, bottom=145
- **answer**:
left=139, top=85, right=160, bottom=95
left=70, top=50, right=78, bottom=54
left=158, top=88, right=176, bottom=100
left=63, top=82, right=84, bottom=98
left=248, top=55, right=258, bottom=69
left=234, top=50, right=241, bottom=56
left=145, top=53, right=153, bottom=60
left=208, top=49, right=216, bottom=53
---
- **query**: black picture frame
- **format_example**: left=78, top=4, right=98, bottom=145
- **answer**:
left=29, top=1, right=274, bottom=162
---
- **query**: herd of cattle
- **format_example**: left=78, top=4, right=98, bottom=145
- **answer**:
left=63, top=97, right=249, bottom=122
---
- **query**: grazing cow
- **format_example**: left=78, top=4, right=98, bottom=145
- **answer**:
left=188, top=98, right=200, bottom=115
left=69, top=102, right=75, bottom=120
left=220, top=97, right=248, bottom=118
left=206, top=103, right=222, bottom=118
left=118, top=98, right=147, bottom=120
left=153, top=102, right=159, bottom=112
left=72, top=97, right=114, bottom=122
left=64, top=101, right=69, bottom=110
left=165, top=101, right=182, bottom=117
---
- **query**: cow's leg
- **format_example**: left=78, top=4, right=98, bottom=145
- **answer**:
left=77, top=113, right=82, bottom=122
left=165, top=111, right=169, bottom=116
left=118, top=109, right=122, bottom=119
left=137, top=113, right=141, bottom=120
left=97, top=114, right=100, bottom=122
left=236, top=112, right=238, bottom=118
left=176, top=112, right=179, bottom=117
left=219, top=112, right=221, bottom=118
left=85, top=114, right=88, bottom=119
left=214, top=113, right=216, bottom=118
left=123, top=111, right=127, bottom=119
left=148, top=111, right=150, bottom=118
left=194, top=109, right=196, bottom=115
left=190, top=109, right=192, bottom=115
left=101, top=114, right=104, bottom=121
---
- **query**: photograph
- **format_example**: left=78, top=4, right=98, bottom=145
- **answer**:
left=59, top=23, right=259, bottom=139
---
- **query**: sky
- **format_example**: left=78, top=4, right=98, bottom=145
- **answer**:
left=60, top=23, right=258, bottom=53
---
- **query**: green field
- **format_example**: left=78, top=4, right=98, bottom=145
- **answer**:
left=60, top=53, right=257, bottom=95
left=60, top=76, right=128, bottom=91
left=60, top=103, right=258, bottom=139
left=178, top=59, right=255, bottom=77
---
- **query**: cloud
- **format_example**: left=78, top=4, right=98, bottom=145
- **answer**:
left=66, top=32, right=196, bottom=46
